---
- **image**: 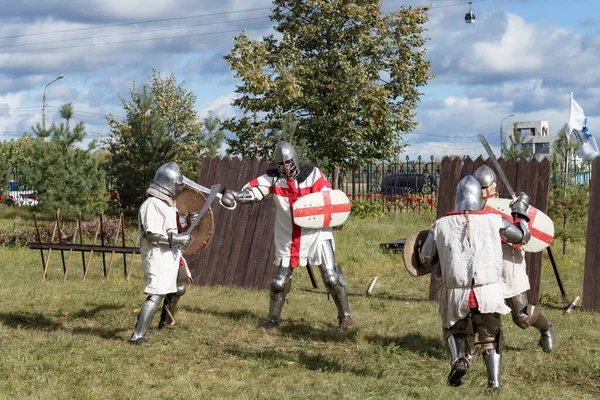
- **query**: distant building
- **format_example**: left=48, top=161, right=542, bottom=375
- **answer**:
left=506, top=120, right=556, bottom=158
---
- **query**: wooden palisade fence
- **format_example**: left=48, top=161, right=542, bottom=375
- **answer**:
left=582, top=157, right=600, bottom=310
left=186, top=157, right=278, bottom=290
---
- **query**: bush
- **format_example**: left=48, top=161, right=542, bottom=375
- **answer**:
left=350, top=198, right=384, bottom=218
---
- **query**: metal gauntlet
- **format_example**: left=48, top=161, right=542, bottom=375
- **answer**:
left=510, top=192, right=530, bottom=221
left=146, top=231, right=191, bottom=248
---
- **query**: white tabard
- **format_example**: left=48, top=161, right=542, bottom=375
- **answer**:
left=138, top=196, right=181, bottom=295
left=244, top=166, right=334, bottom=268
left=432, top=212, right=511, bottom=329
left=502, top=244, right=530, bottom=298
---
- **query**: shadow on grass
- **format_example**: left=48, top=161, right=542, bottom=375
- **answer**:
left=224, top=346, right=383, bottom=378
left=184, top=306, right=264, bottom=323
left=297, top=288, right=432, bottom=303
left=279, top=320, right=359, bottom=343
left=185, top=306, right=358, bottom=342
left=0, top=304, right=127, bottom=341
left=364, top=333, right=447, bottom=359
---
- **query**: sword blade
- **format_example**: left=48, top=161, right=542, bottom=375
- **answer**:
left=183, top=177, right=222, bottom=199
left=182, top=183, right=221, bottom=253
left=477, top=134, right=517, bottom=200
left=186, top=183, right=221, bottom=235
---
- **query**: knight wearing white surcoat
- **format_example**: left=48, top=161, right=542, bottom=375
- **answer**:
left=473, top=165, right=554, bottom=353
left=419, top=175, right=531, bottom=390
left=220, top=141, right=353, bottom=329
left=129, top=162, right=198, bottom=347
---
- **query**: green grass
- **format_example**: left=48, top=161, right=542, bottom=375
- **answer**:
left=0, top=209, right=598, bottom=399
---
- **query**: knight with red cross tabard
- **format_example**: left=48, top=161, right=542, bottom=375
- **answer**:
left=219, top=141, right=353, bottom=330
left=473, top=165, right=554, bottom=353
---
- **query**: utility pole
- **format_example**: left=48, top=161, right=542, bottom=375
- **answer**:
left=42, top=75, right=64, bottom=132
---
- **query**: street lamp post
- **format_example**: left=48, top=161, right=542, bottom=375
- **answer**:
left=42, top=75, right=64, bottom=132
left=500, top=113, right=515, bottom=153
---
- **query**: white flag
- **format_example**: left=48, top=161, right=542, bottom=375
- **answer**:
left=568, top=94, right=599, bottom=158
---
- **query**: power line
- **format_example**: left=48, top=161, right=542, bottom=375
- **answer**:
left=0, top=0, right=486, bottom=42
left=0, top=7, right=275, bottom=40
left=0, top=0, right=490, bottom=53
left=0, top=15, right=272, bottom=50
left=0, top=26, right=273, bottom=54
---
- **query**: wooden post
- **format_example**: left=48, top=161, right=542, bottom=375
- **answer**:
left=120, top=213, right=127, bottom=278
left=78, top=212, right=85, bottom=276
left=63, top=223, right=79, bottom=281
left=56, top=209, right=67, bottom=275
left=105, top=216, right=122, bottom=280
left=42, top=210, right=59, bottom=281
left=100, top=213, right=107, bottom=277
left=83, top=220, right=101, bottom=281
left=33, top=213, right=46, bottom=278
left=127, top=232, right=141, bottom=281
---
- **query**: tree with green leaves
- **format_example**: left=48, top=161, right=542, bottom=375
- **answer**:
left=202, top=111, right=226, bottom=158
left=28, top=104, right=107, bottom=219
left=106, top=70, right=207, bottom=180
left=547, top=129, right=588, bottom=254
left=224, top=0, right=432, bottom=188
left=104, top=85, right=176, bottom=210
left=0, top=136, right=38, bottom=194
left=502, top=128, right=534, bottom=160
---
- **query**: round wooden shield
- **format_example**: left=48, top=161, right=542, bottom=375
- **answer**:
left=402, top=230, right=439, bottom=277
left=176, top=187, right=214, bottom=254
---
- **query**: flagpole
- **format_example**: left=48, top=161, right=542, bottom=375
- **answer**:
left=565, top=92, right=573, bottom=197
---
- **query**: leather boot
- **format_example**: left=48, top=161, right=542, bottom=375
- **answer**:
left=447, top=334, right=469, bottom=387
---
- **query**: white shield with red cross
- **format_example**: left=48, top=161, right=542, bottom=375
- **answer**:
left=484, top=197, right=554, bottom=253
left=292, top=190, right=351, bottom=229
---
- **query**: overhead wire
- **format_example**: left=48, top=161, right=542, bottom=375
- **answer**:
left=1, top=0, right=496, bottom=136
left=0, top=0, right=491, bottom=53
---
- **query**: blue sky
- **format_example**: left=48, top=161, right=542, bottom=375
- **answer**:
left=1, top=0, right=599, bottom=159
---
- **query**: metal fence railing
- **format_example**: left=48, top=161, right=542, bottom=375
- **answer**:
left=340, top=155, right=441, bottom=213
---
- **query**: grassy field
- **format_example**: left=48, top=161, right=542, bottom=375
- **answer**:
left=0, top=207, right=598, bottom=399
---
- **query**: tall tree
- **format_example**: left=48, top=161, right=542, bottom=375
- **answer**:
left=547, top=129, right=588, bottom=254
left=106, top=70, right=207, bottom=180
left=224, top=0, right=432, bottom=187
left=105, top=85, right=175, bottom=209
left=28, top=104, right=107, bottom=219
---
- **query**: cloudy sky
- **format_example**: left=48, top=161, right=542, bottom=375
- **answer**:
left=1, top=0, right=598, bottom=159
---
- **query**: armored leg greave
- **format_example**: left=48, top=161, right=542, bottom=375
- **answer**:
left=318, top=240, right=352, bottom=327
left=483, top=349, right=502, bottom=390
left=265, top=264, right=293, bottom=328
left=447, top=334, right=469, bottom=387
left=130, top=294, right=164, bottom=346
left=532, top=313, right=554, bottom=353
left=159, top=268, right=187, bottom=329
left=506, top=292, right=554, bottom=352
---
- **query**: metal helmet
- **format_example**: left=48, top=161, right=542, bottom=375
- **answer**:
left=455, top=175, right=483, bottom=211
left=274, top=141, right=300, bottom=180
left=149, top=161, right=185, bottom=198
left=473, top=165, right=498, bottom=199
left=473, top=165, right=496, bottom=189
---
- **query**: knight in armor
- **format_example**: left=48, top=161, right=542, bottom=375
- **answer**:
left=419, top=175, right=531, bottom=390
left=129, top=161, right=197, bottom=347
left=473, top=165, right=554, bottom=353
left=219, top=141, right=354, bottom=330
